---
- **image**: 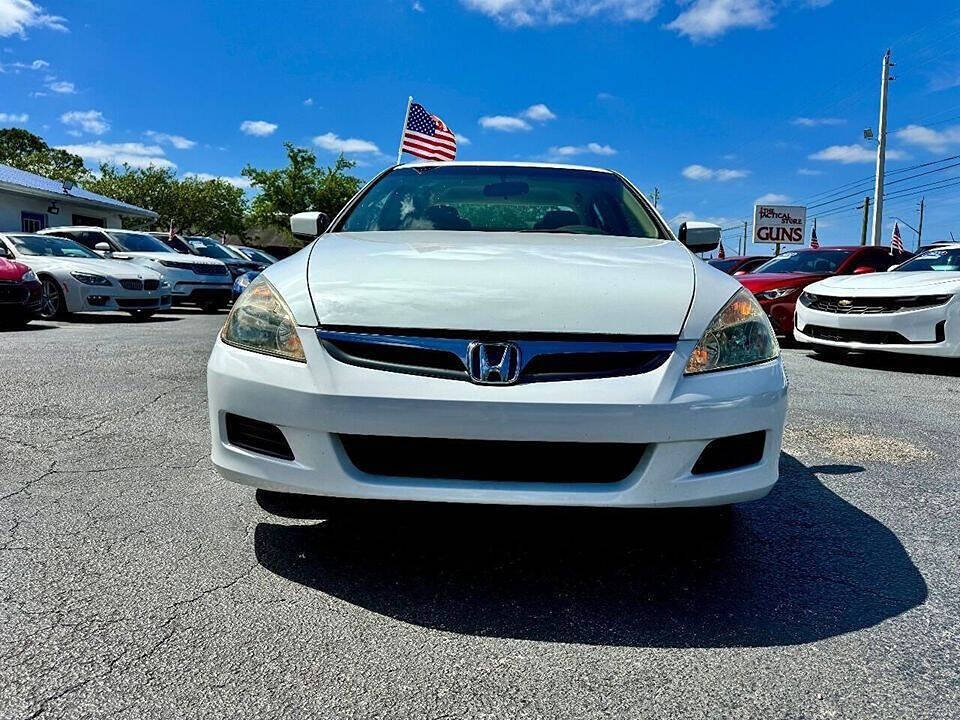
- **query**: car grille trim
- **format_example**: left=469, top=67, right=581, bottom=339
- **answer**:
left=119, top=279, right=143, bottom=291
left=317, top=328, right=676, bottom=384
left=801, top=292, right=952, bottom=314
left=801, top=324, right=945, bottom=345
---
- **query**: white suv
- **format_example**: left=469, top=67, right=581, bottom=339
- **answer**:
left=39, top=227, right=233, bottom=312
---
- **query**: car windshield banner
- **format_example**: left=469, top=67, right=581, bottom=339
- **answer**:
left=753, top=204, right=806, bottom=245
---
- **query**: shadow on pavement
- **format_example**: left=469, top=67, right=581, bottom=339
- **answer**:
left=62, top=313, right=180, bottom=325
left=253, top=454, right=927, bottom=648
left=0, top=322, right=57, bottom=332
left=806, top=348, right=960, bottom=378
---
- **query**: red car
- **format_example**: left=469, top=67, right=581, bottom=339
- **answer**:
left=738, top=246, right=908, bottom=336
left=0, top=254, right=42, bottom=327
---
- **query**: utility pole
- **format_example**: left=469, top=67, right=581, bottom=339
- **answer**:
left=652, top=187, right=661, bottom=210
left=870, top=49, right=894, bottom=246
left=917, top=197, right=925, bottom=249
left=859, top=196, right=871, bottom=245
left=742, top=221, right=748, bottom=256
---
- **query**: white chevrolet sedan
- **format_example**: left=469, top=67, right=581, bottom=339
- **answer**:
left=208, top=162, right=787, bottom=508
left=796, top=244, right=960, bottom=357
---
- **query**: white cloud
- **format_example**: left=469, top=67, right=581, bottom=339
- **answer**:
left=454, top=132, right=471, bottom=146
left=184, top=172, right=252, bottom=189
left=808, top=144, right=906, bottom=164
left=521, top=103, right=556, bottom=121
left=895, top=124, right=960, bottom=154
left=56, top=141, right=175, bottom=170
left=240, top=120, right=278, bottom=137
left=0, top=57, right=48, bottom=71
left=791, top=117, right=845, bottom=127
left=665, top=0, right=774, bottom=42
left=60, top=109, right=109, bottom=135
left=47, top=79, right=74, bottom=94
left=303, top=97, right=314, bottom=106
left=413, top=0, right=425, bottom=10
left=667, top=210, right=740, bottom=231
left=756, top=192, right=790, bottom=204
left=797, top=168, right=823, bottom=176
left=0, top=0, right=67, bottom=37
left=312, top=132, right=381, bottom=154
left=681, top=163, right=749, bottom=181
left=548, top=142, right=617, bottom=158
left=461, top=0, right=662, bottom=26
left=145, top=130, right=197, bottom=150
left=479, top=115, right=531, bottom=132
left=0, top=111, right=27, bottom=122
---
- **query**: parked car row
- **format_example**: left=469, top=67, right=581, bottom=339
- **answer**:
left=0, top=226, right=277, bottom=326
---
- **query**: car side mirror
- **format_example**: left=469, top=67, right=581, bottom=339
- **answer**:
left=852, top=265, right=876, bottom=274
left=0, top=245, right=12, bottom=259
left=678, top=221, right=721, bottom=252
left=94, top=242, right=112, bottom=254
left=290, top=212, right=330, bottom=241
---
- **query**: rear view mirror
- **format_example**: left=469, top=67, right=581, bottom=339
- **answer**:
left=94, top=242, right=111, bottom=253
left=678, top=221, right=721, bottom=252
left=290, top=212, right=330, bottom=241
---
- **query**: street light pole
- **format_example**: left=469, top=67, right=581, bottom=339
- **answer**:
left=870, top=50, right=894, bottom=247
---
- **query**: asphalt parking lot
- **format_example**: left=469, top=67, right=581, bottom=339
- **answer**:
left=1, top=311, right=958, bottom=719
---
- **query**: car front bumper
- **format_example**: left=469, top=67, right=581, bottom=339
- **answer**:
left=795, top=299, right=959, bottom=357
left=65, top=284, right=172, bottom=313
left=208, top=329, right=788, bottom=508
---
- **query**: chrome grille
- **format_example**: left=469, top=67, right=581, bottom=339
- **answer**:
left=317, top=328, right=676, bottom=384
left=801, top=292, right=952, bottom=314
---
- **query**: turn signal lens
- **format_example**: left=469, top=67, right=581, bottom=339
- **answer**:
left=221, top=276, right=305, bottom=362
left=685, top=288, right=779, bottom=374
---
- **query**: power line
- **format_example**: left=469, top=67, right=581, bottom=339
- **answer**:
left=807, top=158, right=960, bottom=210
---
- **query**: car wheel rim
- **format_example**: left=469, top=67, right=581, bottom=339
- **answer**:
left=39, top=279, right=59, bottom=318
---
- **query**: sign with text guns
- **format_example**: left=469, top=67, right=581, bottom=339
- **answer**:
left=753, top=204, right=806, bottom=245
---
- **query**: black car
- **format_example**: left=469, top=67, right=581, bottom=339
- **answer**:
left=149, top=233, right=266, bottom=279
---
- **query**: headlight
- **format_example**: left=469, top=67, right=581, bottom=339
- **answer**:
left=221, top=276, right=305, bottom=362
left=756, top=287, right=798, bottom=301
left=160, top=280, right=170, bottom=289
left=685, top=288, right=779, bottom=374
left=236, top=273, right=253, bottom=289
left=70, top=271, right=112, bottom=286
left=21, top=269, right=38, bottom=283
left=798, top=291, right=815, bottom=307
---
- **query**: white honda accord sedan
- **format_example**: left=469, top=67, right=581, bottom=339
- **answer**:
left=208, top=162, right=787, bottom=508
left=796, top=244, right=960, bottom=357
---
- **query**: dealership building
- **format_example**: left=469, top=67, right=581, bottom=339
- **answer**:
left=0, top=163, right=156, bottom=232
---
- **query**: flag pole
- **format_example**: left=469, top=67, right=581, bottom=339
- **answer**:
left=397, top=96, right=413, bottom=165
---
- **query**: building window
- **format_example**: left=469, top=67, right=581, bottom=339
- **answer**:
left=21, top=212, right=47, bottom=232
left=72, top=214, right=106, bottom=227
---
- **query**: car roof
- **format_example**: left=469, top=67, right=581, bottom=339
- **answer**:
left=394, top=160, right=615, bottom=174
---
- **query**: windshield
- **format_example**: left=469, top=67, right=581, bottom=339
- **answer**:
left=239, top=247, right=277, bottom=264
left=894, top=247, right=960, bottom=272
left=109, top=232, right=174, bottom=253
left=753, top=249, right=854, bottom=274
left=184, top=236, right=236, bottom=260
left=151, top=233, right=193, bottom=254
left=335, top=166, right=664, bottom=238
left=708, top=258, right=740, bottom=273
left=8, top=234, right=100, bottom=259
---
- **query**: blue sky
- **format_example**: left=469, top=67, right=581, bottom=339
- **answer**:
left=2, top=0, right=960, bottom=251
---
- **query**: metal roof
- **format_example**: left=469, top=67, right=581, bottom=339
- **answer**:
left=0, top=163, right=157, bottom=218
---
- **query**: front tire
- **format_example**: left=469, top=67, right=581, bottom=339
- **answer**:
left=38, top=277, right=67, bottom=320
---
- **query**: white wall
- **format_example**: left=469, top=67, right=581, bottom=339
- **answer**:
left=0, top=191, right=123, bottom=232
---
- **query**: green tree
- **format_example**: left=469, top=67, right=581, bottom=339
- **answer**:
left=242, top=143, right=362, bottom=235
left=0, top=128, right=91, bottom=184
left=87, top=164, right=247, bottom=235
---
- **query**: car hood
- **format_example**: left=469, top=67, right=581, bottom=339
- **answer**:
left=305, top=231, right=696, bottom=335
left=0, top=257, right=29, bottom=281
left=738, top=272, right=827, bottom=291
left=117, top=251, right=226, bottom=266
left=18, top=255, right=161, bottom=279
left=810, top=271, right=960, bottom=294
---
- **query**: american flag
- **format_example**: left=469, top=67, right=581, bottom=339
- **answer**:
left=891, top=222, right=904, bottom=254
left=810, top=220, right=819, bottom=249
left=401, top=102, right=457, bottom=161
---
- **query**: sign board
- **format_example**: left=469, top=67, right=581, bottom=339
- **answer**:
left=753, top=204, right=806, bottom=245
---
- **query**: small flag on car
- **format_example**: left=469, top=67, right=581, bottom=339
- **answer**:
left=891, top=222, right=904, bottom=254
left=810, top=219, right=819, bottom=249
left=717, top=242, right=726, bottom=259
left=399, top=98, right=457, bottom=163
